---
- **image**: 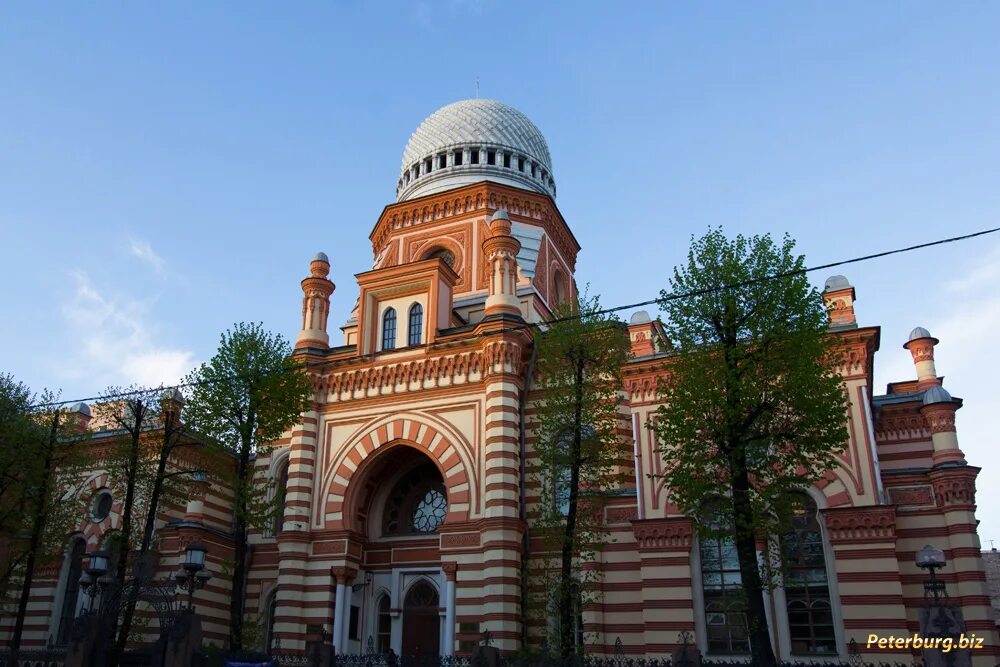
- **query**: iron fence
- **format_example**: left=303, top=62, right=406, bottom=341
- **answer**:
left=188, top=654, right=918, bottom=667
left=0, top=647, right=67, bottom=667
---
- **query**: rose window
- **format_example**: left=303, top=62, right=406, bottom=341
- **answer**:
left=382, top=462, right=448, bottom=536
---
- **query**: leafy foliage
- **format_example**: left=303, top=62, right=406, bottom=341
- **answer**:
left=182, top=322, right=313, bottom=649
left=526, top=292, right=631, bottom=656
left=93, top=385, right=198, bottom=654
left=649, top=229, right=849, bottom=666
left=95, top=388, right=194, bottom=570
left=0, top=376, right=92, bottom=649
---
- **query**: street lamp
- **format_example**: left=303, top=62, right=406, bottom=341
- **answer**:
left=174, top=542, right=212, bottom=610
left=916, top=544, right=947, bottom=601
left=351, top=570, right=374, bottom=593
left=79, top=550, right=113, bottom=613
left=88, top=550, right=110, bottom=578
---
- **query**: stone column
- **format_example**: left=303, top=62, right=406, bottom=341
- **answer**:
left=331, top=567, right=353, bottom=654
left=929, top=467, right=1000, bottom=660
left=631, top=517, right=695, bottom=656
left=442, top=562, right=458, bottom=656
left=822, top=507, right=909, bottom=662
left=475, top=326, right=527, bottom=651
left=921, top=387, right=966, bottom=466
left=275, top=533, right=311, bottom=650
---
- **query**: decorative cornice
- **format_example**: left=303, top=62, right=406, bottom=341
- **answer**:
left=631, top=517, right=692, bottom=551
left=921, top=402, right=957, bottom=434
left=314, top=339, right=528, bottom=401
left=874, top=404, right=929, bottom=440
left=929, top=467, right=978, bottom=508
left=370, top=182, right=580, bottom=273
left=822, top=506, right=896, bottom=543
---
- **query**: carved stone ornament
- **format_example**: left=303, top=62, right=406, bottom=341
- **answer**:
left=822, top=506, right=897, bottom=543
left=930, top=469, right=977, bottom=508
left=631, top=517, right=692, bottom=551
left=441, top=532, right=480, bottom=548
left=887, top=486, right=934, bottom=507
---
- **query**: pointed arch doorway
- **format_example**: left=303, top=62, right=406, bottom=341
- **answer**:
left=401, top=579, right=440, bottom=656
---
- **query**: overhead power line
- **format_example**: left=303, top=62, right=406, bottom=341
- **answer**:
left=31, top=225, right=1000, bottom=410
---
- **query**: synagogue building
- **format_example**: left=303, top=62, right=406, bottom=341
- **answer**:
left=5, top=99, right=996, bottom=663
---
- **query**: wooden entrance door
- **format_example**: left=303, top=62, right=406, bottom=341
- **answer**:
left=401, top=580, right=440, bottom=656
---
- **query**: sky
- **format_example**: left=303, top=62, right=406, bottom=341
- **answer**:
left=1, top=3, right=999, bottom=540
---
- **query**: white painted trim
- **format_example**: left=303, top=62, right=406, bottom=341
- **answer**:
left=47, top=535, right=86, bottom=645
left=860, top=386, right=886, bottom=501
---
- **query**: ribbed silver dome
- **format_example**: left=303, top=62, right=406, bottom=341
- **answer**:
left=396, top=99, right=556, bottom=202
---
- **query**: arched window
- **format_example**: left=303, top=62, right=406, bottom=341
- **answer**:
left=699, top=501, right=749, bottom=654
left=782, top=493, right=835, bottom=655
left=382, top=308, right=397, bottom=351
left=56, top=538, right=86, bottom=644
left=382, top=462, right=447, bottom=536
left=553, top=271, right=567, bottom=305
left=546, top=578, right=584, bottom=653
left=263, top=591, right=278, bottom=651
left=90, top=489, right=113, bottom=522
left=425, top=247, right=456, bottom=268
left=376, top=593, right=391, bottom=654
left=272, top=460, right=289, bottom=536
left=407, top=303, right=423, bottom=347
left=554, top=465, right=571, bottom=516
left=552, top=427, right=595, bottom=516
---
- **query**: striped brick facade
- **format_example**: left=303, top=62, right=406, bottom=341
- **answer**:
left=5, top=105, right=998, bottom=666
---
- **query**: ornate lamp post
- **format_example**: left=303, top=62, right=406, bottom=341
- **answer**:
left=79, top=550, right=114, bottom=613
left=351, top=570, right=374, bottom=593
left=916, top=544, right=947, bottom=600
left=173, top=542, right=213, bottom=610
left=915, top=544, right=971, bottom=667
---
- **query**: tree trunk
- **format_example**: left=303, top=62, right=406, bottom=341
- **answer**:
left=731, top=466, right=776, bottom=667
left=558, top=352, right=585, bottom=658
left=115, top=417, right=143, bottom=589
left=229, top=444, right=251, bottom=650
left=8, top=411, right=59, bottom=659
left=721, top=300, right=777, bottom=667
left=114, top=423, right=174, bottom=662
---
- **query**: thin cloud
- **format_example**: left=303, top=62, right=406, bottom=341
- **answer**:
left=129, top=237, right=165, bottom=274
left=61, top=271, right=196, bottom=389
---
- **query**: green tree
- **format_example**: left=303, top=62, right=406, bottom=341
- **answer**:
left=648, top=229, right=849, bottom=667
left=0, top=376, right=91, bottom=659
left=527, top=293, right=631, bottom=657
left=94, top=387, right=159, bottom=597
left=182, top=323, right=313, bottom=649
left=96, top=387, right=196, bottom=663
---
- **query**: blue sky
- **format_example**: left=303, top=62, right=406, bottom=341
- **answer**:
left=2, top=3, right=999, bottom=539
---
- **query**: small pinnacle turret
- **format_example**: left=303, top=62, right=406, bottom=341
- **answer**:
left=296, top=252, right=336, bottom=349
